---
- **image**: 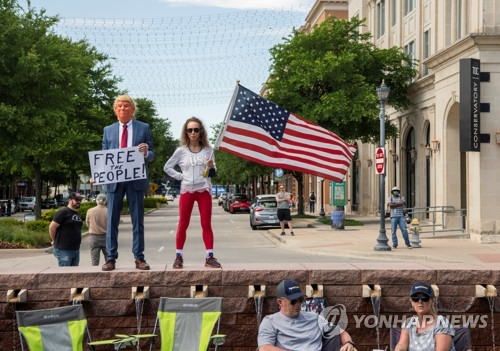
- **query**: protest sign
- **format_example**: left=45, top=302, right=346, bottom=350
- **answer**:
left=89, top=147, right=146, bottom=185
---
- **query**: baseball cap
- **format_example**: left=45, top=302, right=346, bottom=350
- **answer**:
left=276, top=279, right=304, bottom=300
left=96, top=194, right=107, bottom=202
left=410, top=282, right=435, bottom=298
left=68, top=192, right=84, bottom=201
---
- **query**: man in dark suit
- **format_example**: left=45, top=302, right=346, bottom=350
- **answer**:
left=101, top=95, right=155, bottom=271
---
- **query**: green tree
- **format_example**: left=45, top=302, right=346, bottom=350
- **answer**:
left=134, top=98, right=177, bottom=182
left=266, top=16, right=417, bottom=214
left=64, top=59, right=121, bottom=192
left=267, top=16, right=416, bottom=143
left=0, top=0, right=120, bottom=217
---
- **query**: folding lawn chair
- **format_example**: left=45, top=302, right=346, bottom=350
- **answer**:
left=149, top=297, right=226, bottom=351
left=16, top=304, right=94, bottom=351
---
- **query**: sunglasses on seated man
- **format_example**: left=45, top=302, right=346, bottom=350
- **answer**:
left=286, top=297, right=305, bottom=305
left=411, top=295, right=430, bottom=302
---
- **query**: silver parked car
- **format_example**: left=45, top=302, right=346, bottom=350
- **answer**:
left=249, top=194, right=280, bottom=230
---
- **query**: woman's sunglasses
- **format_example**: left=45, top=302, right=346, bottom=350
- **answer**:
left=411, top=295, right=430, bottom=302
left=186, top=128, right=200, bottom=134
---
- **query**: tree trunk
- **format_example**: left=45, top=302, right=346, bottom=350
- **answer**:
left=34, top=163, right=43, bottom=219
left=292, top=171, right=305, bottom=216
left=69, top=171, right=79, bottom=193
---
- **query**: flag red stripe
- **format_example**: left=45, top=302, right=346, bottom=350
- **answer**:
left=286, top=115, right=356, bottom=157
left=226, top=120, right=354, bottom=164
left=218, top=145, right=342, bottom=181
left=220, top=134, right=349, bottom=174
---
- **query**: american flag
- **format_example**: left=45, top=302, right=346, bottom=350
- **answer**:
left=215, top=84, right=357, bottom=182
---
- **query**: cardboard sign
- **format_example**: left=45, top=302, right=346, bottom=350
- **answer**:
left=89, top=147, right=146, bottom=185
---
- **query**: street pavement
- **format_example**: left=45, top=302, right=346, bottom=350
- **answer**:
left=1, top=201, right=500, bottom=270
left=268, top=214, right=500, bottom=267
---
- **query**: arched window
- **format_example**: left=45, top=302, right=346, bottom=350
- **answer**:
left=405, top=128, right=416, bottom=207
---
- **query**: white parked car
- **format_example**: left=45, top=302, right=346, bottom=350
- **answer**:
left=19, top=196, right=36, bottom=212
left=166, top=194, right=174, bottom=201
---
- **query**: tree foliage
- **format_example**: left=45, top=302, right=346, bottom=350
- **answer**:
left=266, top=16, right=417, bottom=144
left=0, top=0, right=179, bottom=215
left=134, top=98, right=178, bottom=181
left=0, top=0, right=119, bottom=216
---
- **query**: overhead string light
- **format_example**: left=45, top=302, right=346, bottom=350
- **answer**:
left=54, top=1, right=314, bottom=107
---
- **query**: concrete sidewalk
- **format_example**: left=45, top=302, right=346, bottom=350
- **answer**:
left=265, top=215, right=500, bottom=266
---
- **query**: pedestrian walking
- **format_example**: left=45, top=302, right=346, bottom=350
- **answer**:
left=276, top=185, right=294, bottom=236
left=309, top=192, right=316, bottom=213
left=49, top=192, right=84, bottom=267
left=85, top=194, right=108, bottom=266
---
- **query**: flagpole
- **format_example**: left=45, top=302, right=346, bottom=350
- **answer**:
left=214, top=82, right=240, bottom=150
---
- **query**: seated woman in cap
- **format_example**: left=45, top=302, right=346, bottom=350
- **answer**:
left=394, top=282, right=455, bottom=351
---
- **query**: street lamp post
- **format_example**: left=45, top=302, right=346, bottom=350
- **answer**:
left=318, top=179, right=325, bottom=219
left=374, top=80, right=392, bottom=251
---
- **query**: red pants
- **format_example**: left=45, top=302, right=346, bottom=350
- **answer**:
left=176, top=190, right=214, bottom=250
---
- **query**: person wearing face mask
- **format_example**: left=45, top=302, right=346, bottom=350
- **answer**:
left=394, top=282, right=455, bottom=351
left=258, top=279, right=356, bottom=351
left=387, top=186, right=411, bottom=249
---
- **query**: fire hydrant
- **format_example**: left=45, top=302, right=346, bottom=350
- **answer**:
left=409, top=218, right=421, bottom=248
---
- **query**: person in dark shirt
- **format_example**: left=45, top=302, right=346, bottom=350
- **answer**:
left=309, top=192, right=316, bottom=213
left=49, top=192, right=83, bottom=266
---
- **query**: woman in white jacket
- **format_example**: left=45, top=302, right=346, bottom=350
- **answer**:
left=164, top=117, right=220, bottom=269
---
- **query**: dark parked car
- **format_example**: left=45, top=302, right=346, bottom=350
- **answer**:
left=249, top=194, right=280, bottom=230
left=41, top=198, right=59, bottom=209
left=55, top=194, right=68, bottom=207
left=228, top=193, right=251, bottom=214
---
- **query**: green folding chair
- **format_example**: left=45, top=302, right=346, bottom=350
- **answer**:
left=16, top=304, right=94, bottom=351
left=149, top=297, right=226, bottom=351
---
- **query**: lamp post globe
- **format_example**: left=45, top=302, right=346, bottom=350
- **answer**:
left=374, top=80, right=392, bottom=251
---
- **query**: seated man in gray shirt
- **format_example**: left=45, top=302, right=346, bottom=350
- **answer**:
left=258, top=279, right=357, bottom=351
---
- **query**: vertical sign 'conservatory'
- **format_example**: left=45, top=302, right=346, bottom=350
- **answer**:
left=460, top=58, right=480, bottom=152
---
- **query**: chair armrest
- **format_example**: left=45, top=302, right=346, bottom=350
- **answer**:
left=210, top=334, right=226, bottom=346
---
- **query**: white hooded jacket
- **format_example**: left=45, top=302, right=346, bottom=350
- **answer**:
left=164, top=145, right=215, bottom=194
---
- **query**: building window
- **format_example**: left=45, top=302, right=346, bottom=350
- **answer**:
left=404, top=40, right=415, bottom=80
left=404, top=0, right=415, bottom=15
left=423, top=30, right=430, bottom=75
left=456, top=0, right=462, bottom=39
left=391, top=0, right=397, bottom=26
left=377, top=0, right=386, bottom=39
left=404, top=41, right=415, bottom=63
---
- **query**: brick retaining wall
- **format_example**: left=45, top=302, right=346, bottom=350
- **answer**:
left=1, top=262, right=499, bottom=350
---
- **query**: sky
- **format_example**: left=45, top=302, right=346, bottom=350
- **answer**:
left=26, top=0, right=315, bottom=139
